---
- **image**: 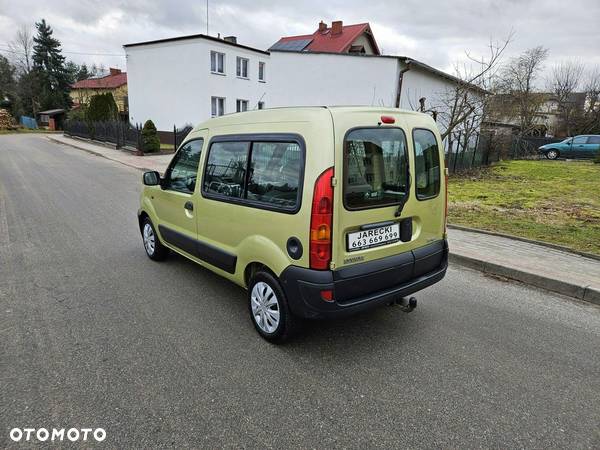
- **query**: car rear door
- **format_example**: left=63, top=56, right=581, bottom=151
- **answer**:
left=571, top=136, right=588, bottom=158
left=329, top=110, right=446, bottom=275
left=584, top=135, right=600, bottom=158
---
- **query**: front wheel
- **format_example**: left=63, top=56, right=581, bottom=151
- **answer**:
left=546, top=149, right=559, bottom=160
left=248, top=271, right=300, bottom=343
left=142, top=218, right=169, bottom=261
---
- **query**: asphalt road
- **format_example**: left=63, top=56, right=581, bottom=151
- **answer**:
left=1, top=134, right=599, bottom=449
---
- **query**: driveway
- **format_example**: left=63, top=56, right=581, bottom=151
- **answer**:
left=1, top=134, right=599, bottom=448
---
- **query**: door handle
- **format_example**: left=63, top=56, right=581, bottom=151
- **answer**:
left=184, top=201, right=194, bottom=211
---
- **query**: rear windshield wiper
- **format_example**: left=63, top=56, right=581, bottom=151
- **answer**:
left=395, top=172, right=411, bottom=217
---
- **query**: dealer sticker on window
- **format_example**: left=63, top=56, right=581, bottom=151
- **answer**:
left=347, top=223, right=401, bottom=251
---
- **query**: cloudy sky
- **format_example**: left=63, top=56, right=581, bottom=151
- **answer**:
left=1, top=0, right=599, bottom=76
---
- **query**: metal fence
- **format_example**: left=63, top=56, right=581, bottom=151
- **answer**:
left=444, top=132, right=558, bottom=174
left=64, top=120, right=143, bottom=151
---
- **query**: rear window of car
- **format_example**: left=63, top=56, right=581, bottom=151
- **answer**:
left=588, top=136, right=600, bottom=144
left=412, top=129, right=441, bottom=199
left=344, top=128, right=409, bottom=209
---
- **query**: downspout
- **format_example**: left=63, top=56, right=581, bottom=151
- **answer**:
left=395, top=59, right=411, bottom=108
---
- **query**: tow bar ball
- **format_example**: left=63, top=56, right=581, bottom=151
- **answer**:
left=389, top=296, right=417, bottom=312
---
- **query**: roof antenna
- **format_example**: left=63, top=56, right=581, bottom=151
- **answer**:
left=206, top=0, right=209, bottom=35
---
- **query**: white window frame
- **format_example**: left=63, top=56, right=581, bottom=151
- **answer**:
left=258, top=62, right=266, bottom=82
left=236, top=99, right=249, bottom=112
left=211, top=51, right=225, bottom=75
left=236, top=57, right=249, bottom=79
left=211, top=96, right=225, bottom=117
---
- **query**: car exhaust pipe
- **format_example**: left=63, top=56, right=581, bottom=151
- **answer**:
left=395, top=296, right=417, bottom=312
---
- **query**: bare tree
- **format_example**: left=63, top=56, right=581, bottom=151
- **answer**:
left=8, top=25, right=34, bottom=75
left=572, top=67, right=600, bottom=134
left=433, top=32, right=513, bottom=150
left=497, top=46, right=549, bottom=135
left=548, top=61, right=584, bottom=135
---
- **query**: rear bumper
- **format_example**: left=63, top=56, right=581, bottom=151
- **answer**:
left=280, top=239, right=448, bottom=319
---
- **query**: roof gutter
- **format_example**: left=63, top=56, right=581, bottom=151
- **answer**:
left=395, top=61, right=411, bottom=108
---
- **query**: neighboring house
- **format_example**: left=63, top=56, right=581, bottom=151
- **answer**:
left=124, top=34, right=269, bottom=130
left=124, top=20, right=484, bottom=146
left=484, top=92, right=587, bottom=137
left=70, top=68, right=128, bottom=113
left=269, top=20, right=380, bottom=55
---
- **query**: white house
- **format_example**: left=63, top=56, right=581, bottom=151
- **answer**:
left=124, top=34, right=269, bottom=130
left=124, top=21, right=484, bottom=145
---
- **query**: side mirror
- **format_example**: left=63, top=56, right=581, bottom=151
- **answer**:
left=143, top=171, right=161, bottom=186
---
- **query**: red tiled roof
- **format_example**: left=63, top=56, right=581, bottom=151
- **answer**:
left=72, top=72, right=127, bottom=89
left=271, top=22, right=380, bottom=55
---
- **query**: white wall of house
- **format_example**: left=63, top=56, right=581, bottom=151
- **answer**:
left=125, top=38, right=476, bottom=141
left=268, top=51, right=400, bottom=108
left=125, top=38, right=269, bottom=130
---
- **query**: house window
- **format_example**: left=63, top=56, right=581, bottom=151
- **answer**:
left=211, top=51, right=225, bottom=74
left=236, top=57, right=249, bottom=78
left=258, top=62, right=266, bottom=82
left=236, top=99, right=249, bottom=112
left=258, top=101, right=265, bottom=110
left=211, top=96, right=225, bottom=117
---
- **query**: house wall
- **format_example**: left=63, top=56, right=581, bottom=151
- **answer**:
left=125, top=38, right=269, bottom=130
left=70, top=85, right=129, bottom=112
left=350, top=34, right=377, bottom=54
left=268, top=52, right=399, bottom=108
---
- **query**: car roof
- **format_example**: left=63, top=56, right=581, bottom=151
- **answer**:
left=192, top=106, right=433, bottom=133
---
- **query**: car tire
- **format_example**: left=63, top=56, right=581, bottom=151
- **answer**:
left=141, top=217, right=169, bottom=261
left=546, top=149, right=559, bottom=160
left=248, top=271, right=300, bottom=343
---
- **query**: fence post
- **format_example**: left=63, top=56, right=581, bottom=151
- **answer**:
left=173, top=125, right=177, bottom=152
left=471, top=133, right=480, bottom=168
left=453, top=131, right=461, bottom=174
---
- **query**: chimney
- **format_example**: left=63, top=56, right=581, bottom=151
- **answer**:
left=318, top=21, right=327, bottom=32
left=331, top=20, right=343, bottom=35
left=109, top=68, right=121, bottom=76
left=224, top=36, right=237, bottom=44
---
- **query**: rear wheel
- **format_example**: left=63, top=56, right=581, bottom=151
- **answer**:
left=248, top=271, right=299, bottom=343
left=142, top=218, right=168, bottom=261
left=546, top=149, right=559, bottom=160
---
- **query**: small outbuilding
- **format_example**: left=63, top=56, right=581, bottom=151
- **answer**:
left=37, top=109, right=66, bottom=130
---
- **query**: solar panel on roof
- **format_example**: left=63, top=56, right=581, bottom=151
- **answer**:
left=269, top=38, right=312, bottom=51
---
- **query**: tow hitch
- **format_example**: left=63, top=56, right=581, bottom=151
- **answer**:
left=389, top=296, right=417, bottom=313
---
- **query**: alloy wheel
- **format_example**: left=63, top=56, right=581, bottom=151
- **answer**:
left=143, top=223, right=156, bottom=256
left=250, top=281, right=280, bottom=333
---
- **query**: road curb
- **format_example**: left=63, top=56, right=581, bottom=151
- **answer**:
left=449, top=253, right=600, bottom=306
left=46, top=136, right=155, bottom=172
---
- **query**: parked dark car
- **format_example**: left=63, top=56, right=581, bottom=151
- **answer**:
left=539, top=135, right=600, bottom=160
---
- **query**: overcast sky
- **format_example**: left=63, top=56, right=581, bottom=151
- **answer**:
left=1, top=0, right=599, bottom=77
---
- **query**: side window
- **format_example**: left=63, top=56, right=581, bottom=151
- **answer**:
left=203, top=142, right=249, bottom=199
left=247, top=142, right=301, bottom=209
left=573, top=136, right=588, bottom=144
left=210, top=51, right=225, bottom=74
left=587, top=136, right=600, bottom=144
left=412, top=129, right=441, bottom=199
left=164, top=139, right=204, bottom=193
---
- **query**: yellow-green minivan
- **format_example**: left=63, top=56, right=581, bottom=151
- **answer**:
left=138, top=107, right=448, bottom=342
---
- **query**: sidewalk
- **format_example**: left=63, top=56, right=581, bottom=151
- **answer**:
left=48, top=134, right=600, bottom=305
left=448, top=227, right=600, bottom=305
left=47, top=134, right=171, bottom=173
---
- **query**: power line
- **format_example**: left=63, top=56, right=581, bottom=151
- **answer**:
left=0, top=46, right=125, bottom=57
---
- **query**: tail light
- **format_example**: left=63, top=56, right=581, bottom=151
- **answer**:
left=310, top=167, right=334, bottom=270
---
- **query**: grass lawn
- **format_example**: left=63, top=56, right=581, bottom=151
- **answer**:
left=448, top=160, right=600, bottom=255
left=160, top=142, right=175, bottom=151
